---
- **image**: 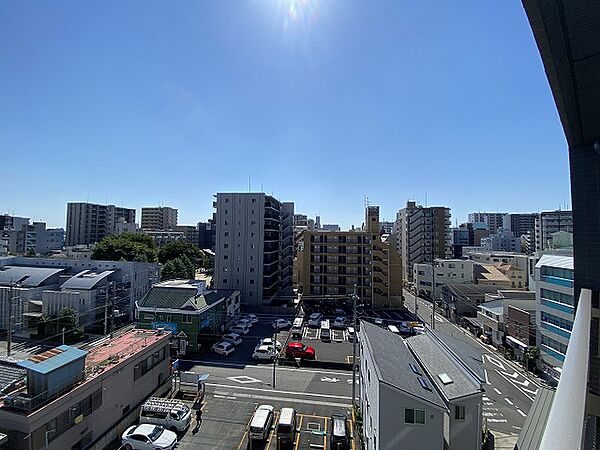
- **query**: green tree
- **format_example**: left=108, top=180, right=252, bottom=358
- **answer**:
left=158, top=241, right=203, bottom=266
left=92, top=233, right=158, bottom=262
left=38, top=308, right=84, bottom=343
left=26, top=248, right=36, bottom=257
left=160, top=257, right=194, bottom=281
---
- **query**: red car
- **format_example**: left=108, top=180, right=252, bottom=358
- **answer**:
left=285, top=342, right=316, bottom=360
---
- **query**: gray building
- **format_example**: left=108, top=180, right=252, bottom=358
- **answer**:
left=504, top=213, right=537, bottom=238
left=141, top=206, right=178, bottom=231
left=535, top=210, right=573, bottom=253
left=394, top=201, right=452, bottom=282
left=65, top=202, right=136, bottom=246
left=213, top=193, right=294, bottom=305
left=480, top=228, right=522, bottom=253
left=468, top=212, right=507, bottom=234
left=359, top=321, right=483, bottom=450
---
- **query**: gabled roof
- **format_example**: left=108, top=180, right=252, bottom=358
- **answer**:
left=359, top=320, right=446, bottom=410
left=0, top=361, right=26, bottom=393
left=0, top=266, right=66, bottom=287
left=406, top=333, right=483, bottom=402
left=138, top=286, right=224, bottom=311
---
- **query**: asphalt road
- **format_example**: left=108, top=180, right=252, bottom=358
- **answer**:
left=404, top=291, right=541, bottom=439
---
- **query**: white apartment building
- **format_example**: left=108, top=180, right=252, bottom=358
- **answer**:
left=214, top=193, right=294, bottom=305
left=394, top=201, right=452, bottom=282
left=140, top=206, right=178, bottom=231
left=413, top=259, right=474, bottom=299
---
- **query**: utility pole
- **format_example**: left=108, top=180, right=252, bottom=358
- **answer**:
left=430, top=221, right=436, bottom=330
left=7, top=282, right=14, bottom=357
left=62, top=327, right=65, bottom=345
left=272, top=328, right=278, bottom=389
left=103, top=286, right=109, bottom=336
left=351, top=285, right=359, bottom=408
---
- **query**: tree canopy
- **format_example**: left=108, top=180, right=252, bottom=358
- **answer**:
left=158, top=241, right=203, bottom=265
left=91, top=233, right=158, bottom=262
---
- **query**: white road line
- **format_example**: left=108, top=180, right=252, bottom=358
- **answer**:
left=494, top=388, right=503, bottom=395
left=484, top=369, right=490, bottom=385
left=517, top=409, right=527, bottom=417
left=505, top=398, right=514, bottom=405
left=494, top=369, right=536, bottom=402
left=206, top=383, right=352, bottom=400
left=217, top=391, right=351, bottom=408
left=185, top=361, right=351, bottom=376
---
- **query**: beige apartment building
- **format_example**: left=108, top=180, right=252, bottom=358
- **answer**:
left=297, top=206, right=402, bottom=308
left=141, top=206, right=178, bottom=231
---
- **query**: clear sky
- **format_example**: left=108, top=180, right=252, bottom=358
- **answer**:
left=0, top=1, right=570, bottom=229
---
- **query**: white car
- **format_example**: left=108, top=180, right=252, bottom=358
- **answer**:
left=252, top=345, right=276, bottom=361
left=212, top=341, right=235, bottom=356
left=121, top=424, right=177, bottom=450
left=258, top=337, right=282, bottom=351
left=235, top=318, right=253, bottom=328
left=230, top=324, right=250, bottom=335
left=242, top=314, right=258, bottom=323
left=307, top=313, right=323, bottom=328
left=332, top=316, right=347, bottom=329
left=272, top=318, right=292, bottom=330
left=222, top=333, right=242, bottom=346
left=412, top=326, right=426, bottom=335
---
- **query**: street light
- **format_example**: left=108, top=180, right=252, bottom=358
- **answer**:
left=351, top=285, right=362, bottom=408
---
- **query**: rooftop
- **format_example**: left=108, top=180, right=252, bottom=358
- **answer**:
left=0, top=266, right=67, bottom=287
left=61, top=269, right=115, bottom=290
left=19, top=346, right=87, bottom=374
left=359, top=320, right=446, bottom=410
left=406, top=333, right=483, bottom=401
left=138, top=281, right=228, bottom=311
left=479, top=300, right=504, bottom=316
left=535, top=254, right=574, bottom=270
left=476, top=264, right=511, bottom=282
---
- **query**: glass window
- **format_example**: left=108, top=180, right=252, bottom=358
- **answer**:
left=455, top=405, right=465, bottom=420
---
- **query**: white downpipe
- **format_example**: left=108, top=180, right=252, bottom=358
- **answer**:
left=540, top=288, right=592, bottom=450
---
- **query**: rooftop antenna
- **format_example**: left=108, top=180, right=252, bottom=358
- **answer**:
left=248, top=174, right=251, bottom=192
left=425, top=192, right=428, bottom=208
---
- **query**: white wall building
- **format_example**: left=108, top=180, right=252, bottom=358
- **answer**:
left=413, top=259, right=474, bottom=299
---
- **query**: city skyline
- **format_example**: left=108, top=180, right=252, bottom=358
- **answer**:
left=0, top=1, right=570, bottom=230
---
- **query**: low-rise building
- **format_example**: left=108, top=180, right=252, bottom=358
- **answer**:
left=359, top=321, right=483, bottom=450
left=413, top=259, right=474, bottom=300
left=480, top=228, right=521, bottom=253
left=0, top=328, right=171, bottom=450
left=136, top=279, right=240, bottom=354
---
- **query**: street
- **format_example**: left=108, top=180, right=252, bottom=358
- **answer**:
left=404, top=291, right=540, bottom=440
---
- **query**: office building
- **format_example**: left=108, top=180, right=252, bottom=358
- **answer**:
left=468, top=212, right=507, bottom=234
left=535, top=254, right=574, bottom=383
left=198, top=219, right=216, bottom=250
left=298, top=206, right=402, bottom=308
left=141, top=206, right=178, bottom=231
left=413, top=259, right=474, bottom=300
left=480, top=228, right=522, bottom=253
left=451, top=222, right=489, bottom=258
left=535, top=210, right=573, bottom=252
left=0, top=329, right=171, bottom=450
left=360, top=321, right=483, bottom=450
left=321, top=224, right=341, bottom=232
left=0, top=214, right=30, bottom=231
left=65, top=202, right=136, bottom=246
left=213, top=193, right=294, bottom=305
left=394, top=201, right=451, bottom=282
left=379, top=221, right=394, bottom=234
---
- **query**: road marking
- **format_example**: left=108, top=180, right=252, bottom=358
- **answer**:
left=206, top=383, right=352, bottom=400
left=484, top=369, right=490, bottom=385
left=505, top=398, right=513, bottom=405
left=188, top=361, right=352, bottom=376
left=294, top=415, right=304, bottom=450
left=483, top=396, right=491, bottom=402
left=494, top=369, right=536, bottom=402
left=215, top=391, right=351, bottom=408
left=227, top=375, right=262, bottom=384
left=517, top=409, right=527, bottom=417
left=487, top=418, right=508, bottom=423
left=494, top=388, right=503, bottom=395
left=321, top=377, right=340, bottom=383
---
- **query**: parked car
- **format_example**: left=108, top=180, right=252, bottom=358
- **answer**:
left=412, top=326, right=426, bottom=335
left=307, top=313, right=323, bottom=328
left=258, top=337, right=282, bottom=351
left=399, top=324, right=412, bottom=336
left=285, top=342, right=315, bottom=360
left=121, top=424, right=177, bottom=450
left=347, top=327, right=356, bottom=342
left=329, top=414, right=350, bottom=449
left=139, top=398, right=191, bottom=433
left=235, top=318, right=253, bottom=328
left=222, top=333, right=242, bottom=346
left=332, top=316, right=347, bottom=329
left=272, top=318, right=292, bottom=330
left=212, top=341, right=235, bottom=356
left=252, top=345, right=277, bottom=361
left=374, top=318, right=385, bottom=327
left=242, top=313, right=259, bottom=323
left=249, top=405, right=275, bottom=441
left=230, top=324, right=250, bottom=335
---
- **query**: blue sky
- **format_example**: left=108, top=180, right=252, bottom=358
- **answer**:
left=0, top=1, right=570, bottom=229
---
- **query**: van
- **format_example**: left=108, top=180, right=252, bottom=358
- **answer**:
left=277, top=407, right=298, bottom=445
left=347, top=326, right=355, bottom=342
left=249, top=404, right=275, bottom=441
left=291, top=317, right=304, bottom=339
left=330, top=414, right=350, bottom=449
left=320, top=320, right=331, bottom=341
left=139, top=397, right=192, bottom=432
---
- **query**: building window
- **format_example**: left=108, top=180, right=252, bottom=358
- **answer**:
left=455, top=405, right=465, bottom=420
left=250, top=279, right=254, bottom=284
left=223, top=278, right=228, bottom=284
left=225, top=209, right=228, bottom=214
left=250, top=268, right=255, bottom=273
left=224, top=255, right=228, bottom=260
left=405, top=408, right=426, bottom=424
left=224, top=243, right=229, bottom=248
left=224, top=232, right=229, bottom=237
left=251, top=232, right=255, bottom=237
left=250, top=244, right=255, bottom=249
left=182, top=314, right=192, bottom=324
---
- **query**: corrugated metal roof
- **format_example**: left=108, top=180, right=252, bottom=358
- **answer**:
left=61, top=270, right=114, bottom=290
left=515, top=387, right=555, bottom=450
left=359, top=321, right=447, bottom=410
left=18, top=345, right=87, bottom=374
left=0, top=361, right=26, bottom=393
left=535, top=254, right=574, bottom=270
left=0, top=266, right=66, bottom=287
left=138, top=286, right=224, bottom=311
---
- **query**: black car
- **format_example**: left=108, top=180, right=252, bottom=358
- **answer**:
left=330, top=414, right=350, bottom=449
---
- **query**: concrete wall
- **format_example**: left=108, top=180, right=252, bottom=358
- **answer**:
left=448, top=396, right=482, bottom=450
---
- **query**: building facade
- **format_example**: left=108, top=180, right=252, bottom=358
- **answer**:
left=213, top=193, right=294, bottom=305
left=65, top=202, right=136, bottom=246
left=468, top=212, right=507, bottom=234
left=394, top=201, right=452, bottom=282
left=480, top=228, right=522, bottom=253
left=534, top=210, right=573, bottom=253
left=504, top=213, right=537, bottom=238
left=413, top=259, right=475, bottom=300
left=140, top=206, right=178, bottom=231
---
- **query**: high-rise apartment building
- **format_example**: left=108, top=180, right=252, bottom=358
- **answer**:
left=395, top=201, right=451, bottom=282
left=468, top=212, right=507, bottom=234
left=65, top=202, right=136, bottom=246
left=213, top=193, right=294, bottom=305
left=504, top=213, right=537, bottom=238
left=141, top=206, right=178, bottom=231
left=535, top=210, right=573, bottom=252
left=298, top=206, right=402, bottom=308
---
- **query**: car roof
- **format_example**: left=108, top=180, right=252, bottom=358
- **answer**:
left=217, top=341, right=232, bottom=347
left=331, top=416, right=347, bottom=436
left=134, top=424, right=158, bottom=436
left=256, top=345, right=271, bottom=351
left=224, top=333, right=240, bottom=338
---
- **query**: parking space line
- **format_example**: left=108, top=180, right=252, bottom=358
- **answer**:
left=265, top=411, right=279, bottom=449
left=236, top=426, right=249, bottom=450
left=323, top=413, right=328, bottom=449
left=294, top=415, right=304, bottom=450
